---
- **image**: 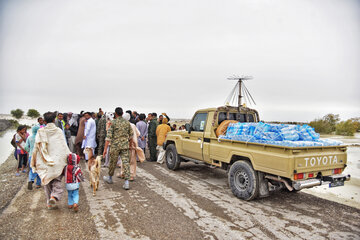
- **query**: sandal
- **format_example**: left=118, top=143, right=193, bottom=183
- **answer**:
left=47, top=205, right=58, bottom=210
left=49, top=197, right=56, bottom=208
left=117, top=174, right=125, bottom=179
left=73, top=203, right=79, bottom=212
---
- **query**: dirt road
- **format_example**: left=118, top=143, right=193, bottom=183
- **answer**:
left=0, top=161, right=359, bottom=240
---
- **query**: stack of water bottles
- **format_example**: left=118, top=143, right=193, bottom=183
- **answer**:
left=219, top=122, right=343, bottom=147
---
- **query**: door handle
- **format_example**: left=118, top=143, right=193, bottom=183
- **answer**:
left=185, top=137, right=190, bottom=139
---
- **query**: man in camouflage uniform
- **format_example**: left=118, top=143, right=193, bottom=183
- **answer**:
left=148, top=113, right=158, bottom=162
left=96, top=114, right=106, bottom=157
left=103, top=107, right=133, bottom=190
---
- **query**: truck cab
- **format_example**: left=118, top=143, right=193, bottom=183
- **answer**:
left=173, top=106, right=259, bottom=165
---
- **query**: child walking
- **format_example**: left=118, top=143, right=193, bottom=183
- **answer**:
left=65, top=153, right=84, bottom=212
left=25, top=125, right=41, bottom=190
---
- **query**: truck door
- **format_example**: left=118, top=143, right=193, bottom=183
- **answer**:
left=182, top=112, right=208, bottom=160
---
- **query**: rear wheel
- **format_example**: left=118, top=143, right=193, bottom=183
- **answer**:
left=165, top=144, right=181, bottom=170
left=228, top=160, right=259, bottom=201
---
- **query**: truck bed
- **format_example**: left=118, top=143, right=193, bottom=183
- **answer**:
left=209, top=137, right=347, bottom=180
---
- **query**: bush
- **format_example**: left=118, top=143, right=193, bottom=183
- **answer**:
left=8, top=119, right=19, bottom=128
left=336, top=120, right=356, bottom=136
left=323, top=113, right=340, bottom=132
left=309, top=119, right=332, bottom=134
left=309, top=113, right=340, bottom=134
left=27, top=109, right=40, bottom=118
left=10, top=109, right=24, bottom=119
left=350, top=118, right=360, bottom=132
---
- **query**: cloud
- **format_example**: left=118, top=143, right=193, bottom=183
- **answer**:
left=0, top=0, right=359, bottom=121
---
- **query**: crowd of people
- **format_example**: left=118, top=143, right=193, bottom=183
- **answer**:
left=13, top=107, right=185, bottom=211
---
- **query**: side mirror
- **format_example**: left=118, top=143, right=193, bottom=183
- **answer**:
left=185, top=123, right=191, bottom=133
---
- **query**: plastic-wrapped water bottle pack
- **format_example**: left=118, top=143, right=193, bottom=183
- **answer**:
left=219, top=122, right=343, bottom=147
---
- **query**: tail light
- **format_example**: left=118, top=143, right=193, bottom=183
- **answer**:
left=294, top=173, right=304, bottom=180
left=308, top=173, right=314, bottom=178
left=333, top=168, right=342, bottom=174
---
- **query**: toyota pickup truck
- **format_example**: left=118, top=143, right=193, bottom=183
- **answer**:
left=164, top=106, right=350, bottom=200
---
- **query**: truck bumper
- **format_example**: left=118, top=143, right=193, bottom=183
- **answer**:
left=292, top=174, right=351, bottom=191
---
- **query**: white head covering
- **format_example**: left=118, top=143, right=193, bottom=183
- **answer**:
left=123, top=113, right=131, bottom=121
left=106, top=112, right=114, bottom=121
left=69, top=114, right=78, bottom=127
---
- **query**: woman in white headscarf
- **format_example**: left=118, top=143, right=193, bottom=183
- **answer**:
left=120, top=113, right=144, bottom=181
left=68, top=113, right=79, bottom=153
left=103, top=112, right=114, bottom=168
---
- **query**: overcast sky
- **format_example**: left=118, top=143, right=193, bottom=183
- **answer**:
left=0, top=0, right=359, bottom=122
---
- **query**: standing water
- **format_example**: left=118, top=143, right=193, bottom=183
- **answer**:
left=0, top=115, right=37, bottom=166
left=0, top=130, right=17, bottom=166
left=304, top=133, right=360, bottom=208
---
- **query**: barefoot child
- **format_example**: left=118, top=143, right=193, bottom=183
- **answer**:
left=65, top=153, right=84, bottom=212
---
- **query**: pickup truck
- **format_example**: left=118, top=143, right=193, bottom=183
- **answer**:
left=164, top=106, right=350, bottom=200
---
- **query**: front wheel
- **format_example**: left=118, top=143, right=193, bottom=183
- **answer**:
left=228, top=160, right=259, bottom=201
left=165, top=144, right=181, bottom=170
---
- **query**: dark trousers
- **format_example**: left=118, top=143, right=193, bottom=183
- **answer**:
left=148, top=136, right=157, bottom=161
left=17, top=153, right=27, bottom=169
left=75, top=143, right=84, bottom=158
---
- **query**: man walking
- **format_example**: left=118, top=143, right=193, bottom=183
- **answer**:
left=31, top=112, right=70, bottom=209
left=136, top=113, right=148, bottom=154
left=75, top=111, right=86, bottom=159
left=55, top=112, right=65, bottom=131
left=103, top=107, right=133, bottom=190
left=156, top=117, right=171, bottom=164
left=82, top=112, right=97, bottom=161
left=96, top=114, right=107, bottom=158
left=148, top=113, right=158, bottom=162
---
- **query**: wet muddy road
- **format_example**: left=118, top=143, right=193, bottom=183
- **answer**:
left=0, top=161, right=359, bottom=240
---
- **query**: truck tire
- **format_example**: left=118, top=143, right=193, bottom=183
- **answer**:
left=228, top=160, right=259, bottom=201
left=165, top=144, right=181, bottom=170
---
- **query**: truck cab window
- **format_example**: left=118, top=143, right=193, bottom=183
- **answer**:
left=248, top=114, right=254, bottom=122
left=192, top=113, right=208, bottom=132
left=237, top=113, right=246, bottom=122
left=219, top=112, right=248, bottom=124
left=229, top=113, right=236, bottom=120
left=218, top=112, right=227, bottom=125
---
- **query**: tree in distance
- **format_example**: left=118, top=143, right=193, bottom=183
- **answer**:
left=350, top=117, right=360, bottom=132
left=309, top=113, right=340, bottom=134
left=27, top=109, right=40, bottom=118
left=10, top=109, right=24, bottom=119
left=336, top=120, right=357, bottom=136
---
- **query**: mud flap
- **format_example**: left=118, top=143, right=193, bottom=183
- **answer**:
left=258, top=172, right=269, bottom=198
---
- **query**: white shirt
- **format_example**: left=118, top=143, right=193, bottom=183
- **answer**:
left=82, top=118, right=97, bottom=148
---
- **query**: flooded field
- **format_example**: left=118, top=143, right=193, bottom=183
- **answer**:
left=303, top=133, right=360, bottom=208
left=322, top=133, right=360, bottom=179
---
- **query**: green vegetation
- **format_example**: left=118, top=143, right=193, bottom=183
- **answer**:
left=309, top=114, right=339, bottom=134
left=335, top=120, right=356, bottom=136
left=350, top=117, right=360, bottom=132
left=310, top=114, right=359, bottom=136
left=8, top=119, right=20, bottom=128
left=10, top=109, right=24, bottom=119
left=27, top=109, right=40, bottom=118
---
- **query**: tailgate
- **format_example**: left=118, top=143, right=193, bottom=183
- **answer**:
left=293, top=146, right=347, bottom=178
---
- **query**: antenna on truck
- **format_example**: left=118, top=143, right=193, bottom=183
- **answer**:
left=226, top=75, right=256, bottom=107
